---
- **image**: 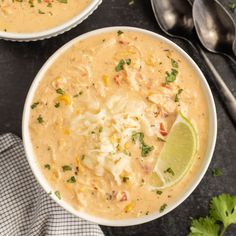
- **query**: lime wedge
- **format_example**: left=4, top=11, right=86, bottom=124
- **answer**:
left=150, top=112, right=198, bottom=189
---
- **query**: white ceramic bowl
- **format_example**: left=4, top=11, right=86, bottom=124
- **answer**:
left=22, top=27, right=217, bottom=226
left=0, top=0, right=102, bottom=42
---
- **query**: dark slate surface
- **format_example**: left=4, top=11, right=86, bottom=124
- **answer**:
left=0, top=0, right=236, bottom=235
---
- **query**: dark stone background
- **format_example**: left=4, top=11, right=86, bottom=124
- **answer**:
left=0, top=0, right=235, bottom=235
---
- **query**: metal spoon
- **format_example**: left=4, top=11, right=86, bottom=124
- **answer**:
left=151, top=0, right=236, bottom=125
left=193, top=0, right=236, bottom=61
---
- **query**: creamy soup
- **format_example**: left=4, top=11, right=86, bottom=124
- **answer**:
left=29, top=30, right=209, bottom=219
left=0, top=0, right=91, bottom=33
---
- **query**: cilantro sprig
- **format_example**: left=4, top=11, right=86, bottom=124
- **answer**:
left=189, top=194, right=236, bottom=236
left=132, top=131, right=154, bottom=157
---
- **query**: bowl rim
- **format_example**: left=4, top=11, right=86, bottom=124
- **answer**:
left=22, top=26, right=217, bottom=226
left=0, top=0, right=102, bottom=41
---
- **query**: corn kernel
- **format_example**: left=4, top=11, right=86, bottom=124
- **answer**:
left=124, top=202, right=135, bottom=213
left=77, top=157, right=84, bottom=172
left=102, top=75, right=109, bottom=86
left=63, top=129, right=70, bottom=135
left=145, top=56, right=156, bottom=67
left=58, top=94, right=71, bottom=105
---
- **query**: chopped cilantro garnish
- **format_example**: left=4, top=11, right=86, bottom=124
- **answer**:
left=44, top=164, right=51, bottom=170
left=141, top=143, right=154, bottom=157
left=132, top=132, right=144, bottom=143
left=55, top=191, right=61, bottom=199
left=31, top=102, right=39, bottom=109
left=117, top=30, right=124, bottom=36
left=132, top=132, right=153, bottom=157
left=164, top=167, right=175, bottom=176
left=37, top=115, right=44, bottom=124
left=38, top=9, right=45, bottom=14
left=122, top=176, right=129, bottom=183
left=212, top=168, right=222, bottom=177
left=115, top=59, right=132, bottom=72
left=171, top=59, right=178, bottom=68
left=57, top=0, right=68, bottom=3
left=160, top=203, right=167, bottom=213
left=157, top=136, right=166, bottom=142
left=67, top=176, right=76, bottom=183
left=165, top=68, right=178, bottom=84
left=175, top=88, right=183, bottom=102
left=62, top=165, right=72, bottom=172
left=56, top=88, right=64, bottom=95
left=54, top=102, right=60, bottom=108
left=156, top=190, right=163, bottom=195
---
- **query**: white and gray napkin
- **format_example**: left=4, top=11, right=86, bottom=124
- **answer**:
left=0, top=133, right=105, bottom=236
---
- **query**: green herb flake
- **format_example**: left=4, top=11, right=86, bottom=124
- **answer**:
left=67, top=176, right=76, bottom=183
left=115, top=58, right=132, bottom=72
left=212, top=168, right=222, bottom=177
left=99, top=127, right=103, bottom=133
left=132, top=132, right=153, bottom=157
left=44, top=164, right=51, bottom=170
left=175, top=88, right=183, bottom=102
left=141, top=143, right=154, bottom=157
left=165, top=68, right=178, bottom=84
left=55, top=191, right=61, bottom=200
left=54, top=102, right=60, bottom=108
left=56, top=88, right=64, bottom=95
left=122, top=176, right=129, bottom=183
left=31, top=102, right=39, bottom=109
left=156, top=190, right=163, bottom=195
left=37, top=115, right=44, bottom=124
left=57, top=0, right=68, bottom=3
left=132, top=132, right=144, bottom=143
left=164, top=167, right=175, bottom=176
left=171, top=59, right=179, bottom=68
left=117, top=30, right=124, bottom=36
left=157, top=137, right=166, bottom=142
left=160, top=203, right=167, bottom=213
left=38, top=9, right=45, bottom=14
left=62, top=165, right=72, bottom=172
left=28, top=0, right=34, bottom=7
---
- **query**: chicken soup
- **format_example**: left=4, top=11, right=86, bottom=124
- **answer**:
left=29, top=30, right=209, bottom=219
left=0, top=0, right=91, bottom=33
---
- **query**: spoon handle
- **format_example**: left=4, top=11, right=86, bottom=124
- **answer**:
left=197, top=47, right=236, bottom=125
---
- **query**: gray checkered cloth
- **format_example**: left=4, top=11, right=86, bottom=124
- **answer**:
left=0, top=133, right=105, bottom=236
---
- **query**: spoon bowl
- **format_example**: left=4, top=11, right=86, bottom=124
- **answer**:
left=151, top=0, right=194, bottom=39
left=193, top=0, right=236, bottom=59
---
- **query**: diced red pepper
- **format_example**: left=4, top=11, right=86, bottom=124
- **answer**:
left=161, top=83, right=172, bottom=89
left=120, top=192, right=128, bottom=201
left=113, top=74, right=121, bottom=85
left=160, top=122, right=168, bottom=136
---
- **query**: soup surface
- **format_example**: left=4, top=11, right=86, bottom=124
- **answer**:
left=29, top=30, right=209, bottom=219
left=0, top=0, right=91, bottom=33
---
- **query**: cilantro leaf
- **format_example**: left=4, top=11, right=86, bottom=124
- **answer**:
left=189, top=217, right=220, bottom=236
left=210, top=194, right=236, bottom=228
left=140, top=143, right=154, bottom=157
